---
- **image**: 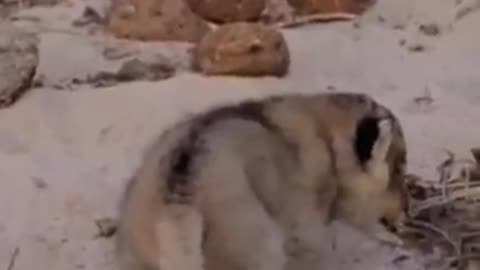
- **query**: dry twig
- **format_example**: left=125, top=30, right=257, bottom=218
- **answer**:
left=273, top=12, right=357, bottom=28
left=6, top=247, right=19, bottom=270
left=405, top=148, right=480, bottom=269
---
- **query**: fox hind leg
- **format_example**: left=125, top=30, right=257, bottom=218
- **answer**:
left=153, top=204, right=205, bottom=270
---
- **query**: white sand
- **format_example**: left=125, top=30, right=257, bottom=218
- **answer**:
left=1, top=0, right=480, bottom=269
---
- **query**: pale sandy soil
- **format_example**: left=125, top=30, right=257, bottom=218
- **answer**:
left=0, top=0, right=480, bottom=269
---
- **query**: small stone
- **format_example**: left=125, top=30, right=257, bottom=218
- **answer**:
left=185, top=0, right=266, bottom=23
left=52, top=84, right=66, bottom=90
left=32, top=75, right=44, bottom=88
left=102, top=46, right=137, bottom=60
left=71, top=78, right=82, bottom=84
left=72, top=6, right=105, bottom=27
left=0, top=22, right=39, bottom=108
left=115, top=58, right=175, bottom=81
left=377, top=15, right=386, bottom=23
left=193, top=22, right=290, bottom=77
left=393, top=24, right=405, bottom=30
left=94, top=217, right=118, bottom=238
left=413, top=93, right=434, bottom=106
left=419, top=23, right=441, bottom=36
left=87, top=57, right=175, bottom=87
left=326, top=85, right=336, bottom=91
left=31, top=176, right=48, bottom=189
left=408, top=44, right=426, bottom=52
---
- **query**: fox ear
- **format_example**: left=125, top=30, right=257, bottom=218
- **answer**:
left=354, top=117, right=392, bottom=165
left=354, top=116, right=380, bottom=164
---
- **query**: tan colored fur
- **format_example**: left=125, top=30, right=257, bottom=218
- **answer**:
left=115, top=92, right=408, bottom=270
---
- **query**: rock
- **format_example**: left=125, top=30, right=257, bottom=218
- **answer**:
left=86, top=57, right=175, bottom=88
left=94, top=217, right=118, bottom=238
left=407, top=43, right=427, bottom=53
left=115, top=58, right=174, bottom=81
left=419, top=23, right=441, bottom=36
left=286, top=0, right=376, bottom=15
left=1, top=0, right=60, bottom=16
left=106, top=0, right=210, bottom=42
left=185, top=0, right=266, bottom=23
left=31, top=176, right=48, bottom=189
left=193, top=22, right=290, bottom=77
left=72, top=6, right=105, bottom=27
left=0, top=22, right=39, bottom=108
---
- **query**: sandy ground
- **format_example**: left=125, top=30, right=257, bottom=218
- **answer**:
left=0, top=0, right=480, bottom=269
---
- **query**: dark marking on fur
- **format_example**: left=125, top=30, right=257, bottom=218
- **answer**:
left=315, top=122, right=338, bottom=177
left=166, top=129, right=205, bottom=203
left=354, top=116, right=380, bottom=165
left=202, top=100, right=276, bottom=130
left=165, top=97, right=296, bottom=203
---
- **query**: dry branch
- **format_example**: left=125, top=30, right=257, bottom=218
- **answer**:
left=405, top=149, right=480, bottom=269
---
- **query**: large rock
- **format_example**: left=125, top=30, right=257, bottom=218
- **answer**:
left=1, top=0, right=60, bottom=16
left=1, top=0, right=60, bottom=9
left=185, top=0, right=266, bottom=23
left=193, top=22, right=290, bottom=77
left=106, top=0, right=210, bottom=42
left=0, top=23, right=39, bottom=108
left=287, top=0, right=376, bottom=15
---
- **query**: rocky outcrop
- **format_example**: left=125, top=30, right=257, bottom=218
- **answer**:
left=0, top=22, right=39, bottom=108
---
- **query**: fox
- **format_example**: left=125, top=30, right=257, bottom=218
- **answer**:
left=114, top=92, right=409, bottom=270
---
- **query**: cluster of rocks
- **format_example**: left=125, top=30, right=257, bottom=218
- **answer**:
left=105, top=0, right=376, bottom=77
left=0, top=0, right=375, bottom=108
left=106, top=0, right=294, bottom=77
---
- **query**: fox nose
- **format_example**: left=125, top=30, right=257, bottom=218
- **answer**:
left=380, top=212, right=408, bottom=234
left=379, top=217, right=397, bottom=233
